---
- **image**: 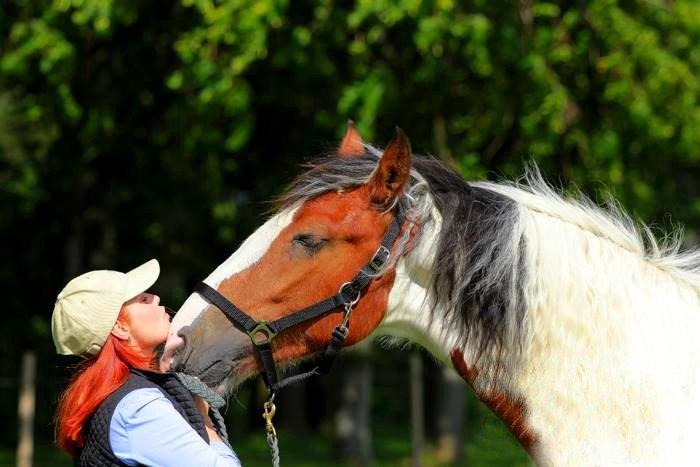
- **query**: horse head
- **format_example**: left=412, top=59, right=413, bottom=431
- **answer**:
left=163, top=124, right=423, bottom=389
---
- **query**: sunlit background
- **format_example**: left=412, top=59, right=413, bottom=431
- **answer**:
left=3, top=0, right=700, bottom=465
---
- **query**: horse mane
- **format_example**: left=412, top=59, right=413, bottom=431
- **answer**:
left=279, top=148, right=700, bottom=386
left=479, top=168, right=700, bottom=290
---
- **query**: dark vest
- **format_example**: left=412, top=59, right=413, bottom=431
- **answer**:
left=77, top=369, right=209, bottom=467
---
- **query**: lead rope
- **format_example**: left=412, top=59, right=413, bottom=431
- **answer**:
left=259, top=299, right=356, bottom=467
left=174, top=372, right=232, bottom=450
left=176, top=370, right=280, bottom=465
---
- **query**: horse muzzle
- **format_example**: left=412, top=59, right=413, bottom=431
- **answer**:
left=170, top=307, right=254, bottom=388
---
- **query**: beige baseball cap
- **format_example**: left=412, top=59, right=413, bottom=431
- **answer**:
left=51, top=259, right=161, bottom=356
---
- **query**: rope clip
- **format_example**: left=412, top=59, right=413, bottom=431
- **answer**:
left=262, top=400, right=277, bottom=437
left=341, top=302, right=355, bottom=329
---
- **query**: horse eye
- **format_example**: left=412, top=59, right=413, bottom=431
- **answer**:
left=293, top=234, right=327, bottom=254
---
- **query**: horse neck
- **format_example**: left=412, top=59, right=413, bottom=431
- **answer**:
left=383, top=200, right=700, bottom=465
left=382, top=202, right=539, bottom=453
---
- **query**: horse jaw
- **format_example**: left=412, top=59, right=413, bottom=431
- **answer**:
left=160, top=208, right=297, bottom=372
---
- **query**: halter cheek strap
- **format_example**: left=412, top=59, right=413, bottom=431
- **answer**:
left=194, top=209, right=405, bottom=396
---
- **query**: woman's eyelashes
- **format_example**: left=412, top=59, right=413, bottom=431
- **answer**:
left=292, top=234, right=328, bottom=255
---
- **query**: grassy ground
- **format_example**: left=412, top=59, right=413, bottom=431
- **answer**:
left=1, top=402, right=532, bottom=466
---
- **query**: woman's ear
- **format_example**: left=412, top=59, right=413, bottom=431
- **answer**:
left=111, top=321, right=131, bottom=341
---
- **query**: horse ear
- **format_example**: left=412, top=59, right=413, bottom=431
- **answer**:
left=368, top=127, right=412, bottom=207
left=338, top=120, right=365, bottom=158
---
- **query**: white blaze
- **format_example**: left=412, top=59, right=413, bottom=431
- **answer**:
left=161, top=208, right=297, bottom=370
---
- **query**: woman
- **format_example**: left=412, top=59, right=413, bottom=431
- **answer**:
left=52, top=259, right=240, bottom=466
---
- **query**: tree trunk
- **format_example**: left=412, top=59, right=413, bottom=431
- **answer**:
left=334, top=341, right=373, bottom=466
left=433, top=364, right=466, bottom=464
left=16, top=351, right=36, bottom=467
left=64, top=219, right=84, bottom=279
left=410, top=351, right=424, bottom=467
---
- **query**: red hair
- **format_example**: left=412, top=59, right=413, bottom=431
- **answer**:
left=55, top=309, right=154, bottom=455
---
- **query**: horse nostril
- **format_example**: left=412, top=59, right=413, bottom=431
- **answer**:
left=171, top=325, right=195, bottom=371
left=177, top=325, right=190, bottom=344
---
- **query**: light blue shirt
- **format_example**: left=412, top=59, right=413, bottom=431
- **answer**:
left=109, top=387, right=241, bottom=467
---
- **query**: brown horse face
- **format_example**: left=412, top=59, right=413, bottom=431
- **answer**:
left=168, top=127, right=413, bottom=389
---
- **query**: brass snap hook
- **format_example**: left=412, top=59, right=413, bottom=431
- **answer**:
left=262, top=400, right=277, bottom=437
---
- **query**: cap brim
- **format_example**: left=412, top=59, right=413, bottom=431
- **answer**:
left=123, top=259, right=160, bottom=302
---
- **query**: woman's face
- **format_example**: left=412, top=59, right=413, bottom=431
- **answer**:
left=119, top=293, right=171, bottom=355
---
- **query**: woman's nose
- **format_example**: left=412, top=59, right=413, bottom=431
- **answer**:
left=153, top=295, right=160, bottom=305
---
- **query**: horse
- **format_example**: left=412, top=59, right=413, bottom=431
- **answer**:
left=161, top=124, right=700, bottom=466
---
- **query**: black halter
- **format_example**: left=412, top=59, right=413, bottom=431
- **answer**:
left=194, top=209, right=405, bottom=397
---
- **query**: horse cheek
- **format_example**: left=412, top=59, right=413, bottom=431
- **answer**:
left=346, top=270, right=397, bottom=346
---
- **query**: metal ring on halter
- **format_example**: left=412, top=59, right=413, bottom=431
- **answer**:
left=338, top=282, right=362, bottom=307
left=247, top=321, right=278, bottom=345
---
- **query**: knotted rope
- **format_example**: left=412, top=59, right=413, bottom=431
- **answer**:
left=174, top=372, right=231, bottom=450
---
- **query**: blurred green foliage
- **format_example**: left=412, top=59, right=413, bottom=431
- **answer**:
left=2, top=0, right=700, bottom=464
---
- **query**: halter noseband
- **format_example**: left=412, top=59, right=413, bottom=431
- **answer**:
left=194, top=209, right=406, bottom=398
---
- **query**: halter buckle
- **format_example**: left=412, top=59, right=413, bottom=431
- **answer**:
left=247, top=322, right=278, bottom=345
left=367, top=245, right=390, bottom=274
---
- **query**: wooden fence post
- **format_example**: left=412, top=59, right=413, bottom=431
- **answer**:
left=17, top=351, right=36, bottom=467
